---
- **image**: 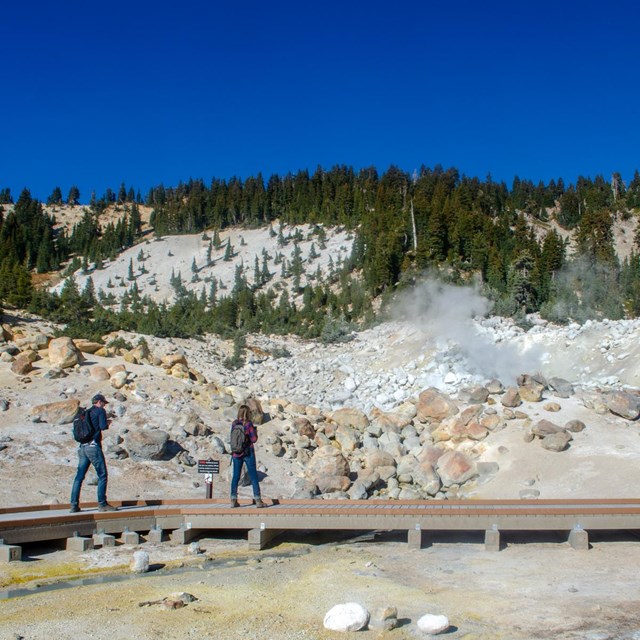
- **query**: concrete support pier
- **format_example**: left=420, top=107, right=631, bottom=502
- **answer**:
left=146, top=527, right=164, bottom=544
left=93, top=531, right=116, bottom=547
left=248, top=527, right=283, bottom=550
left=485, top=528, right=501, bottom=552
left=170, top=526, right=199, bottom=544
left=407, top=527, right=423, bottom=550
left=121, top=530, right=140, bottom=545
left=568, top=526, right=589, bottom=550
left=66, top=534, right=94, bottom=552
left=0, top=540, right=22, bottom=562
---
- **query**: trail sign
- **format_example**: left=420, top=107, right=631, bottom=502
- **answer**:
left=197, top=459, right=220, bottom=474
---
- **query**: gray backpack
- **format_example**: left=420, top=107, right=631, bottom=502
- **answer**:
left=230, top=421, right=247, bottom=454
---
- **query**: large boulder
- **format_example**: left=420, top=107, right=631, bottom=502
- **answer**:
left=532, top=419, right=565, bottom=437
left=48, top=337, right=84, bottom=369
left=161, top=353, right=188, bottom=369
left=125, top=429, right=169, bottom=460
left=540, top=431, right=572, bottom=452
left=90, top=365, right=110, bottom=381
left=518, top=382, right=545, bottom=402
left=436, top=450, right=478, bottom=487
left=73, top=339, right=104, bottom=354
left=11, top=353, right=34, bottom=375
left=306, top=445, right=350, bottom=492
left=335, top=425, right=359, bottom=452
left=330, top=407, right=369, bottom=430
left=245, top=397, right=265, bottom=425
left=369, top=403, right=416, bottom=432
left=293, top=417, right=316, bottom=439
left=31, top=398, right=80, bottom=425
left=605, top=391, right=640, bottom=421
left=416, top=388, right=458, bottom=422
left=501, top=387, right=522, bottom=408
left=410, top=461, right=441, bottom=496
left=364, top=449, right=396, bottom=469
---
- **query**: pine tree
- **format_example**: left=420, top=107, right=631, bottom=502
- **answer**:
left=224, top=238, right=233, bottom=261
left=67, top=185, right=80, bottom=205
left=47, top=187, right=63, bottom=205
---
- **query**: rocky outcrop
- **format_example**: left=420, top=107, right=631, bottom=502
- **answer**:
left=48, top=337, right=84, bottom=369
left=124, top=428, right=169, bottom=460
left=31, top=398, right=80, bottom=425
left=306, top=445, right=350, bottom=494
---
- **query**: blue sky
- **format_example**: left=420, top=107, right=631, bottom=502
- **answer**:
left=2, top=0, right=639, bottom=203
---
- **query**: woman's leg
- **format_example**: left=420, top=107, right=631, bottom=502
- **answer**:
left=244, top=449, right=261, bottom=499
left=230, top=456, right=243, bottom=498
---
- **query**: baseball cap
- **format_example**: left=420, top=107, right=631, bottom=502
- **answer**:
left=92, top=393, right=109, bottom=404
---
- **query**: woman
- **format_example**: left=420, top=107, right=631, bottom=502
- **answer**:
left=229, top=404, right=265, bottom=508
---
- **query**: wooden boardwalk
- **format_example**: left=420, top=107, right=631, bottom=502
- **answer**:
left=2, top=498, right=640, bottom=554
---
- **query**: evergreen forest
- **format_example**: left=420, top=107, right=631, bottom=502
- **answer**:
left=1, top=165, right=640, bottom=347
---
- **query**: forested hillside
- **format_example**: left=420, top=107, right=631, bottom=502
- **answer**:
left=1, top=165, right=640, bottom=346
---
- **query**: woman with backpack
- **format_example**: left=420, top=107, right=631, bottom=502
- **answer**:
left=229, top=404, right=265, bottom=508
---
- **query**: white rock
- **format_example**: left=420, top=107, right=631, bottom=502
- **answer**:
left=344, top=377, right=358, bottom=392
left=323, top=602, right=370, bottom=632
left=130, top=550, right=150, bottom=573
left=417, top=613, right=450, bottom=635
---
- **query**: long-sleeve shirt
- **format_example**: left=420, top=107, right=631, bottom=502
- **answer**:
left=86, top=405, right=109, bottom=445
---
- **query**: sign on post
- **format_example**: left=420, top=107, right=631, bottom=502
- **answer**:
left=197, top=460, right=220, bottom=474
left=197, top=459, right=220, bottom=499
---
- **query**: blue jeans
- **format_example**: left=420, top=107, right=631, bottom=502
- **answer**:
left=230, top=448, right=261, bottom=499
left=70, top=444, right=108, bottom=507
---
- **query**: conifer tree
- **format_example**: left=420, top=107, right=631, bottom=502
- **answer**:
left=67, top=185, right=80, bottom=205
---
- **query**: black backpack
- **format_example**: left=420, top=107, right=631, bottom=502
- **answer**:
left=73, top=408, right=95, bottom=444
left=230, top=421, right=247, bottom=454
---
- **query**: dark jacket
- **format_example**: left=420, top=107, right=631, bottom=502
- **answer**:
left=86, top=405, right=109, bottom=445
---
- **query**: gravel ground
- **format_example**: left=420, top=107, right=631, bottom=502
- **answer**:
left=2, top=530, right=640, bottom=639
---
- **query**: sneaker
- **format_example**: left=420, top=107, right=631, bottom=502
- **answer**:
left=254, top=498, right=266, bottom=508
left=98, top=503, right=118, bottom=512
left=230, top=499, right=239, bottom=508
left=69, top=506, right=81, bottom=513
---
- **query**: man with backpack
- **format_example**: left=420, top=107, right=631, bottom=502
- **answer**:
left=229, top=404, right=265, bottom=508
left=70, top=393, right=118, bottom=513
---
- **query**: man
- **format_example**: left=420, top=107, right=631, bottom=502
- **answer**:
left=70, top=393, right=117, bottom=512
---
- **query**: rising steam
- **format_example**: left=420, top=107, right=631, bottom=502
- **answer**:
left=391, top=277, right=542, bottom=385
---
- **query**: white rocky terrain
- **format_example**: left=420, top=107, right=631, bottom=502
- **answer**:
left=2, top=220, right=640, bottom=639
left=0, top=285, right=639, bottom=508
left=1, top=214, right=640, bottom=506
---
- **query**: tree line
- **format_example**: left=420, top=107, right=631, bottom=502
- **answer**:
left=1, top=165, right=640, bottom=340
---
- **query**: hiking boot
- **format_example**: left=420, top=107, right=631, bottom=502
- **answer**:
left=254, top=498, right=266, bottom=508
left=230, top=498, right=239, bottom=508
left=69, top=506, right=81, bottom=513
left=98, top=503, right=118, bottom=512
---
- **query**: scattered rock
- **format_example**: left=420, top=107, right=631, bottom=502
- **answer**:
left=130, top=550, right=149, bottom=573
left=323, top=602, right=370, bottom=632
left=369, top=606, right=398, bottom=631
left=417, top=613, right=450, bottom=635
left=605, top=391, right=640, bottom=420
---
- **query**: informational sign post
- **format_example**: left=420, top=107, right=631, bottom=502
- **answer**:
left=197, top=459, right=220, bottom=499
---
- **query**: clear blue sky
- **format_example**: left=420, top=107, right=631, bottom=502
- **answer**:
left=2, top=0, right=639, bottom=203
